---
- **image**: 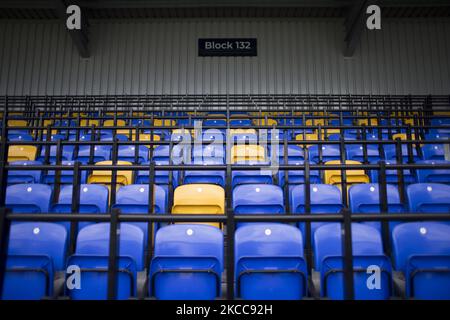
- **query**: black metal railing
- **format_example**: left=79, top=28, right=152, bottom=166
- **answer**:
left=0, top=94, right=449, bottom=300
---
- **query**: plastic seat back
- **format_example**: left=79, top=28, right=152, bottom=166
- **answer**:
left=87, top=160, right=133, bottom=187
left=2, top=222, right=67, bottom=300
left=416, top=160, right=450, bottom=184
left=150, top=224, right=223, bottom=300
left=392, top=222, right=450, bottom=299
left=8, top=160, right=42, bottom=184
left=324, top=160, right=370, bottom=187
left=172, top=184, right=225, bottom=228
left=235, top=224, right=307, bottom=300
left=291, top=184, right=343, bottom=239
left=314, top=223, right=392, bottom=300
left=6, top=183, right=52, bottom=213
left=349, top=183, right=405, bottom=231
left=8, top=145, right=37, bottom=162
left=112, top=184, right=167, bottom=241
left=407, top=183, right=450, bottom=214
left=67, top=223, right=144, bottom=300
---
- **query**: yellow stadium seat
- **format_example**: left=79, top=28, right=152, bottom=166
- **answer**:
left=172, top=184, right=225, bottom=228
left=117, top=129, right=136, bottom=138
left=317, top=128, right=341, bottom=138
left=106, top=112, right=125, bottom=116
left=154, top=119, right=176, bottom=127
left=87, top=161, right=133, bottom=188
left=43, top=119, right=54, bottom=127
left=253, top=118, right=277, bottom=126
left=131, top=133, right=161, bottom=141
left=434, top=111, right=450, bottom=116
left=103, top=119, right=127, bottom=127
left=80, top=119, right=99, bottom=127
left=7, top=120, right=27, bottom=127
left=231, top=145, right=266, bottom=163
left=403, top=118, right=415, bottom=125
left=71, top=112, right=88, bottom=117
left=8, top=145, right=37, bottom=162
left=295, top=133, right=320, bottom=148
left=305, top=119, right=326, bottom=126
left=357, top=118, right=378, bottom=126
left=324, top=160, right=370, bottom=187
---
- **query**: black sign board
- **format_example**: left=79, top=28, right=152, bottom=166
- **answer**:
left=198, top=38, right=257, bottom=57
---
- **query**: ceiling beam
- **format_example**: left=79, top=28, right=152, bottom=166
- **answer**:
left=1, top=0, right=450, bottom=10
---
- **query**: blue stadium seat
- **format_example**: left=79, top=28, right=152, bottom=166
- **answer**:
left=328, top=132, right=357, bottom=141
left=235, top=224, right=307, bottom=300
left=192, top=144, right=225, bottom=162
left=309, top=144, right=341, bottom=163
left=314, top=223, right=392, bottom=300
left=329, top=118, right=353, bottom=126
left=346, top=145, right=382, bottom=163
left=201, top=129, right=226, bottom=142
left=291, top=184, right=343, bottom=240
left=232, top=161, right=273, bottom=187
left=431, top=118, right=450, bottom=126
left=76, top=145, right=111, bottom=164
left=149, top=224, right=223, bottom=300
left=230, top=118, right=252, bottom=127
left=37, top=145, right=75, bottom=162
left=270, top=145, right=305, bottom=163
left=278, top=160, right=321, bottom=187
left=67, top=223, right=144, bottom=300
left=349, top=183, right=405, bottom=231
left=392, top=222, right=450, bottom=299
left=8, top=133, right=34, bottom=141
left=203, top=119, right=226, bottom=127
left=131, top=119, right=151, bottom=127
left=50, top=184, right=109, bottom=231
left=233, top=184, right=284, bottom=227
left=370, top=160, right=416, bottom=185
left=6, top=183, right=52, bottom=213
left=407, top=183, right=450, bottom=214
left=117, top=145, right=149, bottom=163
left=2, top=222, right=67, bottom=300
left=422, top=143, right=446, bottom=160
left=136, top=145, right=183, bottom=186
left=384, top=144, right=421, bottom=162
left=184, top=158, right=225, bottom=187
left=42, top=160, right=88, bottom=184
left=416, top=160, right=450, bottom=184
left=425, top=130, right=449, bottom=141
left=112, top=184, right=167, bottom=241
left=8, top=161, right=42, bottom=184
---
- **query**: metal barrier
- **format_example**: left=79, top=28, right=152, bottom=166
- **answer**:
left=0, top=94, right=449, bottom=300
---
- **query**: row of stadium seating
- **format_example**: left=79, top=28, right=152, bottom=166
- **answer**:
left=1, top=104, right=449, bottom=300
left=4, top=221, right=450, bottom=300
left=5, top=181, right=450, bottom=234
left=6, top=141, right=449, bottom=163
left=6, top=158, right=450, bottom=188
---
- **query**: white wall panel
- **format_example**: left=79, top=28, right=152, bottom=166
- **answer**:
left=0, top=18, right=449, bottom=95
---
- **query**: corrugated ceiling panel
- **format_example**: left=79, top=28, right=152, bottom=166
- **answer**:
left=0, top=18, right=449, bottom=95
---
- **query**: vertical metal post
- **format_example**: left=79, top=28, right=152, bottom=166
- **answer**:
left=107, top=208, right=120, bottom=300
left=69, top=162, right=81, bottom=255
left=146, top=162, right=155, bottom=269
left=225, top=95, right=234, bottom=300
left=378, top=161, right=391, bottom=257
left=341, top=207, right=354, bottom=300
left=304, top=160, right=312, bottom=275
